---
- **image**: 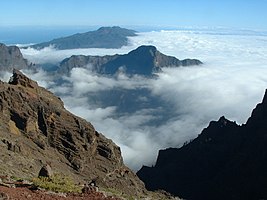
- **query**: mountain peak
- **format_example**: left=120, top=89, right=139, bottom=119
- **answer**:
left=0, top=43, right=29, bottom=71
left=134, top=45, right=157, bottom=52
left=214, top=115, right=236, bottom=127
left=129, top=45, right=158, bottom=57
left=30, top=26, right=137, bottom=50
left=97, top=26, right=136, bottom=33
left=59, top=45, right=202, bottom=75
left=245, top=89, right=267, bottom=128
left=262, top=89, right=267, bottom=103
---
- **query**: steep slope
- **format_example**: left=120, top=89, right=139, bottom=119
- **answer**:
left=0, top=70, right=145, bottom=197
left=59, top=45, right=202, bottom=75
left=0, top=43, right=29, bottom=71
left=138, top=90, right=267, bottom=200
left=29, top=26, right=137, bottom=50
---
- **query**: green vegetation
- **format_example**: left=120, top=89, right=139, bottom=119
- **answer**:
left=32, top=173, right=82, bottom=193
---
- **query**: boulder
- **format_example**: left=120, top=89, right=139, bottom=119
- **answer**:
left=38, top=164, right=53, bottom=178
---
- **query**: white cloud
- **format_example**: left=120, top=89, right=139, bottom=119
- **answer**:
left=21, top=68, right=55, bottom=88
left=20, top=45, right=137, bottom=64
left=19, top=29, right=267, bottom=171
left=0, top=71, right=12, bottom=82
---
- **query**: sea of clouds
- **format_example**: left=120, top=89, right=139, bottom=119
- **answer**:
left=8, top=30, right=267, bottom=171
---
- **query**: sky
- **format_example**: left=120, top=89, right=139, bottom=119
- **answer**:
left=1, top=0, right=267, bottom=30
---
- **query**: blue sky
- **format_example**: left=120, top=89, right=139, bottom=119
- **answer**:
left=1, top=0, right=267, bottom=30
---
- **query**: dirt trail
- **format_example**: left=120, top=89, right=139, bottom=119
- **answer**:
left=0, top=186, right=122, bottom=200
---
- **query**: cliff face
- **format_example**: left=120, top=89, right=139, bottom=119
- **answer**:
left=0, top=70, right=145, bottom=196
left=59, top=45, right=202, bottom=75
left=137, top=90, right=267, bottom=200
left=0, top=43, right=29, bottom=71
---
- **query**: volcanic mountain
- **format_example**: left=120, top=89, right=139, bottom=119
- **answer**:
left=29, top=26, right=137, bottom=50
left=0, top=70, right=148, bottom=197
left=0, top=43, right=30, bottom=71
left=59, top=45, right=202, bottom=75
left=137, top=89, right=267, bottom=200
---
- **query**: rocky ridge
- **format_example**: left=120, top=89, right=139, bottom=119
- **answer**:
left=59, top=45, right=202, bottom=75
left=0, top=43, right=29, bottom=71
left=0, top=70, right=146, bottom=197
left=138, top=89, right=267, bottom=200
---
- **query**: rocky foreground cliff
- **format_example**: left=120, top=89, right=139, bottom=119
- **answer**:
left=0, top=70, right=150, bottom=198
left=138, top=90, right=267, bottom=200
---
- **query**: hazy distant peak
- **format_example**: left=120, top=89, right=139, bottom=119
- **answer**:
left=29, top=26, right=137, bottom=50
left=129, top=45, right=157, bottom=55
left=97, top=26, right=137, bottom=34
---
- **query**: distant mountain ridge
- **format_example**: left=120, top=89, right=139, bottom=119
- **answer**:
left=137, top=89, right=267, bottom=200
left=29, top=26, right=137, bottom=50
left=59, top=45, right=203, bottom=75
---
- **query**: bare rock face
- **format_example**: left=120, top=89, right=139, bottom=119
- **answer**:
left=38, top=164, right=53, bottom=178
left=0, top=70, right=146, bottom=197
left=0, top=43, right=29, bottom=71
left=138, top=90, right=267, bottom=200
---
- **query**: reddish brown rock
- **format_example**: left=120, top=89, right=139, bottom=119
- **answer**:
left=0, top=192, right=9, bottom=200
left=0, top=70, right=146, bottom=197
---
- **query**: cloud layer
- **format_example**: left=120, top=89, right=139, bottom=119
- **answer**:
left=16, top=30, right=267, bottom=171
left=21, top=45, right=136, bottom=64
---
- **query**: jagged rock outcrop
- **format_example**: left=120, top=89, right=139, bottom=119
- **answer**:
left=0, top=70, right=146, bottom=197
left=0, top=43, right=29, bottom=71
left=138, top=89, right=267, bottom=200
left=38, top=164, right=53, bottom=178
left=29, top=26, right=137, bottom=50
left=59, top=45, right=202, bottom=75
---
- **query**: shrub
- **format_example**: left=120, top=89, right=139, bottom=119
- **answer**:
left=32, top=173, right=82, bottom=193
